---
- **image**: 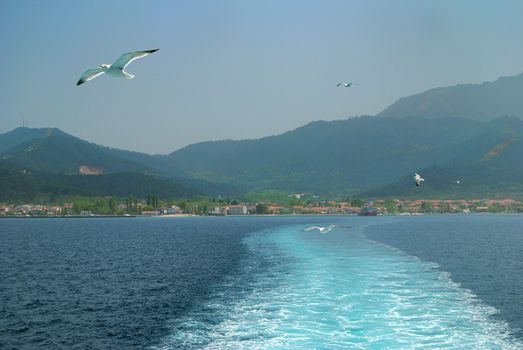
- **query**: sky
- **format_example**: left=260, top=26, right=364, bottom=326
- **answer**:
left=1, top=0, right=523, bottom=154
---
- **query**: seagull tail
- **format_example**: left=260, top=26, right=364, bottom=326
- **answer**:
left=123, top=71, right=135, bottom=79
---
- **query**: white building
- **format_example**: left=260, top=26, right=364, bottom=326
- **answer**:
left=208, top=207, right=227, bottom=216
left=166, top=206, right=180, bottom=214
left=142, top=210, right=161, bottom=217
left=227, top=205, right=248, bottom=215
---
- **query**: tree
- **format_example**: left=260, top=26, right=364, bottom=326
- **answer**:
left=108, top=198, right=117, bottom=214
left=152, top=194, right=158, bottom=209
left=256, top=203, right=269, bottom=214
left=288, top=198, right=302, bottom=207
left=421, top=201, right=433, bottom=213
left=383, top=199, right=397, bottom=213
left=350, top=198, right=364, bottom=207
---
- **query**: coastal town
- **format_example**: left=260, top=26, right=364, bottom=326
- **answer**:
left=1, top=198, right=522, bottom=217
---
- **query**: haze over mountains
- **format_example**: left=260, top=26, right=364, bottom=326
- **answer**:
left=1, top=72, right=523, bottom=201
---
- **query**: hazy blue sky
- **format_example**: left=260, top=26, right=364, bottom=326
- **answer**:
left=1, top=0, right=523, bottom=154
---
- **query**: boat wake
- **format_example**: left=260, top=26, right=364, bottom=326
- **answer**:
left=153, top=223, right=522, bottom=349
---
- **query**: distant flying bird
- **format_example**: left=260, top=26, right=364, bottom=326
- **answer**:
left=305, top=225, right=336, bottom=233
left=455, top=180, right=461, bottom=184
left=337, top=82, right=360, bottom=87
left=414, top=173, right=424, bottom=187
left=76, top=49, right=159, bottom=86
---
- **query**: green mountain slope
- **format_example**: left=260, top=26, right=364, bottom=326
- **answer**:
left=0, top=128, right=243, bottom=198
left=167, top=116, right=519, bottom=193
left=0, top=161, right=199, bottom=202
left=0, top=128, right=161, bottom=175
left=362, top=117, right=523, bottom=199
left=0, top=127, right=54, bottom=153
left=378, top=73, right=523, bottom=121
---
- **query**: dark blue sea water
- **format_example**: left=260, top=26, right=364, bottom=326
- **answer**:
left=365, top=214, right=523, bottom=340
left=1, top=215, right=522, bottom=349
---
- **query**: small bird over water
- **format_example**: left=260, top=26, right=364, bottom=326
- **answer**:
left=414, top=173, right=424, bottom=187
left=337, top=82, right=359, bottom=87
left=76, top=49, right=159, bottom=86
left=305, top=225, right=336, bottom=234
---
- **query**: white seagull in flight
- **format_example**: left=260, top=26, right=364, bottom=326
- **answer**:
left=414, top=173, right=425, bottom=187
left=337, top=82, right=360, bottom=87
left=305, top=225, right=336, bottom=233
left=76, top=49, right=159, bottom=86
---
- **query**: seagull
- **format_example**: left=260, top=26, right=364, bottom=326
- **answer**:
left=337, top=82, right=360, bottom=87
left=76, top=49, right=159, bottom=86
left=414, top=173, right=424, bottom=187
left=305, top=225, right=336, bottom=233
left=455, top=180, right=461, bottom=184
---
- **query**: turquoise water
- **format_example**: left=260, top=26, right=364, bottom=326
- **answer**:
left=156, top=221, right=522, bottom=349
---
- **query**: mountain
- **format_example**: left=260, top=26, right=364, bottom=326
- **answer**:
left=3, top=72, right=523, bottom=199
left=362, top=117, right=523, bottom=199
left=167, top=116, right=523, bottom=194
left=0, top=128, right=241, bottom=198
left=378, top=73, right=523, bottom=121
left=0, top=127, right=163, bottom=175
left=0, top=127, right=53, bottom=153
left=0, top=161, right=198, bottom=202
left=2, top=117, right=522, bottom=198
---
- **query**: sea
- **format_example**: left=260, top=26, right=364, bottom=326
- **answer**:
left=1, top=215, right=522, bottom=349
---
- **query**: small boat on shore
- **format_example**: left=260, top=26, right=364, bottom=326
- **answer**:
left=359, top=205, right=378, bottom=216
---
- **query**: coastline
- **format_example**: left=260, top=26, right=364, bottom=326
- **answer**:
left=2, top=212, right=522, bottom=219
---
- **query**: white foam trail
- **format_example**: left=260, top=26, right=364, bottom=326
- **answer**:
left=153, top=223, right=522, bottom=349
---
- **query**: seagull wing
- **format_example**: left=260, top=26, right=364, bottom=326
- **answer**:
left=111, top=49, right=159, bottom=70
left=76, top=68, right=105, bottom=86
left=415, top=176, right=424, bottom=186
left=337, top=83, right=343, bottom=86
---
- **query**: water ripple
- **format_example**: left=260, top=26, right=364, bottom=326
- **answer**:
left=156, top=223, right=522, bottom=349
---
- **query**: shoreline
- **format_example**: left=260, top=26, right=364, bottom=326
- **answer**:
left=1, top=212, right=522, bottom=219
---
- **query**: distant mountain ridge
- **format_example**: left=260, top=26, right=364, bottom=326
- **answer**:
left=166, top=116, right=523, bottom=195
left=2, top=71, right=523, bottom=199
left=363, top=117, right=523, bottom=198
left=0, top=127, right=165, bottom=175
left=0, top=160, right=199, bottom=202
left=0, top=127, right=57, bottom=154
left=2, top=116, right=523, bottom=198
left=378, top=72, right=523, bottom=121
left=0, top=128, right=240, bottom=200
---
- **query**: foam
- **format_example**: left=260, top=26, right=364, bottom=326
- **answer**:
left=153, top=223, right=522, bottom=349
